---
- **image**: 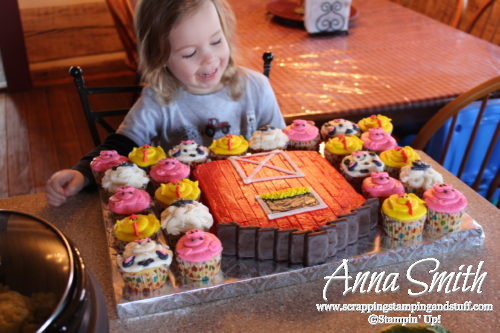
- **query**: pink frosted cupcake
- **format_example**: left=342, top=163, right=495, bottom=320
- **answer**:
left=361, top=128, right=398, bottom=153
left=175, top=229, right=222, bottom=282
left=90, top=150, right=128, bottom=185
left=339, top=151, right=384, bottom=192
left=283, top=119, right=320, bottom=150
left=108, top=186, right=152, bottom=220
left=149, top=158, right=190, bottom=190
left=362, top=172, right=404, bottom=206
left=320, top=119, right=361, bottom=141
left=423, top=184, right=468, bottom=238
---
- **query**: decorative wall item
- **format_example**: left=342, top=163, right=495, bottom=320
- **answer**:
left=304, top=0, right=352, bottom=34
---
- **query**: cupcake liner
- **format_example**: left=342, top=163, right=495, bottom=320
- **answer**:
left=287, top=136, right=320, bottom=151
left=324, top=150, right=347, bottom=171
left=384, top=165, right=402, bottom=179
left=425, top=209, right=465, bottom=239
left=341, top=172, right=365, bottom=193
left=121, top=265, right=170, bottom=293
left=382, top=214, right=425, bottom=241
left=402, top=184, right=427, bottom=198
left=176, top=254, right=221, bottom=282
left=381, top=234, right=422, bottom=250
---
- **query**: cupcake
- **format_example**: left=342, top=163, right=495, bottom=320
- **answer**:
left=90, top=150, right=128, bottom=185
left=149, top=158, right=190, bottom=189
left=209, top=134, right=249, bottom=160
left=160, top=199, right=214, bottom=247
left=113, top=214, right=161, bottom=249
left=116, top=238, right=173, bottom=293
left=320, top=119, right=360, bottom=141
left=361, top=128, right=398, bottom=153
left=128, top=145, right=167, bottom=169
left=361, top=172, right=404, bottom=205
left=175, top=229, right=222, bottom=282
left=248, top=125, right=289, bottom=152
left=381, top=193, right=427, bottom=241
left=324, top=134, right=363, bottom=170
left=379, top=146, right=420, bottom=178
left=168, top=140, right=209, bottom=166
left=101, top=162, right=150, bottom=195
left=283, top=119, right=320, bottom=150
left=154, top=179, right=201, bottom=210
left=358, top=114, right=393, bottom=134
left=399, top=160, right=444, bottom=196
left=108, top=186, right=152, bottom=220
left=339, top=151, right=384, bottom=192
left=423, top=184, right=468, bottom=238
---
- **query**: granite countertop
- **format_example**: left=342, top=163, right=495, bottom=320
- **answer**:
left=0, top=152, right=498, bottom=332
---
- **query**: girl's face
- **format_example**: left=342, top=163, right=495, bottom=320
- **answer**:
left=166, top=1, right=230, bottom=95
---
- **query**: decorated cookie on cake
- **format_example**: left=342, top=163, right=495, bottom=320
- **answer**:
left=248, top=125, right=289, bottom=153
left=358, top=114, right=393, bottom=134
left=116, top=238, right=173, bottom=293
left=113, top=213, right=161, bottom=250
left=168, top=140, right=209, bottom=166
left=154, top=179, right=201, bottom=210
left=324, top=134, right=363, bottom=170
left=160, top=199, right=213, bottom=247
left=423, top=184, right=467, bottom=238
left=361, top=128, right=398, bottom=153
left=108, top=186, right=152, bottom=220
left=379, top=146, right=420, bottom=178
left=149, top=158, right=190, bottom=190
left=362, top=172, right=404, bottom=205
left=283, top=119, right=320, bottom=150
left=175, top=229, right=222, bottom=283
left=101, top=162, right=150, bottom=196
left=209, top=134, right=249, bottom=160
left=339, top=151, right=384, bottom=192
left=320, top=119, right=361, bottom=141
left=90, top=150, right=128, bottom=185
left=399, top=160, right=443, bottom=197
left=128, top=145, right=167, bottom=170
left=382, top=193, right=427, bottom=241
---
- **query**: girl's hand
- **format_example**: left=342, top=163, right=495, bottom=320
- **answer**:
left=45, top=170, right=86, bottom=206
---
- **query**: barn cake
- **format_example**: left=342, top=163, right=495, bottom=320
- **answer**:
left=193, top=150, right=379, bottom=265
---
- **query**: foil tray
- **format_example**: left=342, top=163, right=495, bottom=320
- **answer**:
left=101, top=200, right=484, bottom=318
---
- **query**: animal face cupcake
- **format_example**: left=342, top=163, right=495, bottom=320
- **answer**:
left=113, top=214, right=161, bottom=249
left=423, top=184, right=467, bottom=238
left=175, top=229, right=223, bottom=282
left=324, top=134, right=363, bottom=170
left=108, top=186, right=152, bottom=220
left=117, top=238, right=173, bottom=293
left=154, top=179, right=201, bottom=209
left=361, top=172, right=404, bottom=203
left=358, top=114, right=393, bottom=134
left=379, top=146, right=420, bottom=178
left=209, top=134, right=249, bottom=160
left=361, top=128, right=398, bottom=153
left=168, top=140, right=209, bottom=166
left=101, top=162, right=150, bottom=195
left=320, top=119, right=360, bottom=140
left=340, top=151, right=385, bottom=192
left=128, top=145, right=167, bottom=169
left=382, top=193, right=427, bottom=241
left=248, top=125, right=289, bottom=152
left=399, top=160, right=443, bottom=196
left=149, top=158, right=190, bottom=188
left=283, top=119, right=320, bottom=150
left=90, top=150, right=128, bottom=184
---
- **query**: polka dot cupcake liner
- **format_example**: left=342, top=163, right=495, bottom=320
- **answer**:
left=176, top=254, right=221, bottom=282
left=381, top=234, right=422, bottom=249
left=382, top=215, right=425, bottom=241
left=121, top=266, right=170, bottom=293
left=425, top=209, right=464, bottom=240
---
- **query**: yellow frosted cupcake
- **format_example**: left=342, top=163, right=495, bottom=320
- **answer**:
left=209, top=134, right=248, bottom=160
left=379, top=146, right=420, bottom=178
left=113, top=214, right=161, bottom=249
left=358, top=114, right=393, bottom=134
left=128, top=145, right=167, bottom=169
left=382, top=193, right=426, bottom=241
left=324, top=134, right=363, bottom=170
left=154, top=179, right=201, bottom=209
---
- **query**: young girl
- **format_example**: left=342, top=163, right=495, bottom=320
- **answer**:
left=46, top=0, right=285, bottom=206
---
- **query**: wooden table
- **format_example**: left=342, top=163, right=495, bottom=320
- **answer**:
left=0, top=152, right=499, bottom=332
left=233, top=0, right=500, bottom=129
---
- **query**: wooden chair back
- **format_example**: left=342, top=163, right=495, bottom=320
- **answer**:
left=412, top=76, right=500, bottom=205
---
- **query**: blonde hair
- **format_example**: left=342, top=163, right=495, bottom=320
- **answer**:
left=135, top=0, right=244, bottom=105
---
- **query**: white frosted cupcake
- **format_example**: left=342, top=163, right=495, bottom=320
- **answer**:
left=168, top=140, right=210, bottom=166
left=160, top=199, right=214, bottom=247
left=249, top=125, right=289, bottom=152
left=399, top=160, right=443, bottom=197
left=117, top=238, right=173, bottom=293
left=101, top=162, right=150, bottom=195
left=320, top=119, right=361, bottom=141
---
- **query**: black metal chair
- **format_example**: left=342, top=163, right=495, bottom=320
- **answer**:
left=70, top=52, right=275, bottom=146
